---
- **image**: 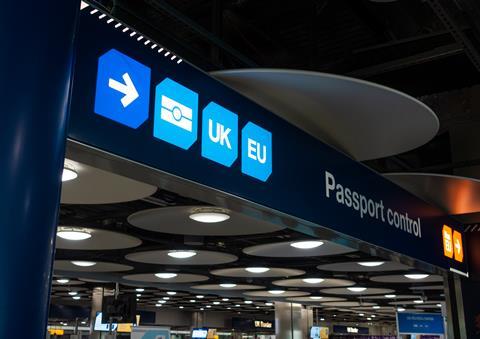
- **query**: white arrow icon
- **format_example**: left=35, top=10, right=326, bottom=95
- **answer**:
left=455, top=239, right=461, bottom=254
left=108, top=72, right=139, bottom=108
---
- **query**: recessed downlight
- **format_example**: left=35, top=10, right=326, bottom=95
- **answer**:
left=56, top=279, right=70, bottom=284
left=244, top=300, right=253, bottom=304
left=196, top=295, right=204, bottom=299
left=155, top=273, right=178, bottom=279
left=213, top=301, right=220, bottom=305
left=189, top=209, right=230, bottom=223
left=167, top=250, right=197, bottom=259
left=157, top=300, right=167, bottom=304
left=347, top=287, right=367, bottom=292
left=397, top=307, right=405, bottom=312
left=57, top=228, right=91, bottom=241
left=162, top=297, right=170, bottom=300
left=404, top=274, right=429, bottom=280
left=71, top=261, right=96, bottom=267
left=358, top=261, right=385, bottom=267
left=303, top=278, right=325, bottom=284
left=68, top=291, right=78, bottom=296
left=222, top=298, right=229, bottom=301
left=220, top=283, right=237, bottom=288
left=265, top=302, right=273, bottom=306
left=290, top=241, right=324, bottom=249
left=62, top=167, right=78, bottom=182
left=72, top=296, right=81, bottom=300
left=135, top=288, right=145, bottom=292
left=385, top=294, right=396, bottom=298
left=155, top=304, right=163, bottom=307
left=414, top=299, right=424, bottom=304
left=245, top=267, right=270, bottom=274
left=268, top=290, right=285, bottom=295
left=372, top=306, right=380, bottom=309
left=310, top=296, right=323, bottom=300
left=167, top=291, right=177, bottom=295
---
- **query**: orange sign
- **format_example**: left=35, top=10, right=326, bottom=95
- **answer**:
left=442, top=225, right=453, bottom=259
left=453, top=230, right=464, bottom=263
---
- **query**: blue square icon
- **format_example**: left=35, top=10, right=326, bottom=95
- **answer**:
left=153, top=78, right=199, bottom=150
left=241, top=122, right=272, bottom=181
left=201, top=102, right=238, bottom=167
left=94, top=49, right=151, bottom=128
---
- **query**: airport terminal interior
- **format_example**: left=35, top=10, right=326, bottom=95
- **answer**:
left=5, top=0, right=480, bottom=338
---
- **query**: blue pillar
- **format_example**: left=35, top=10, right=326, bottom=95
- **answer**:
left=0, top=0, right=79, bottom=336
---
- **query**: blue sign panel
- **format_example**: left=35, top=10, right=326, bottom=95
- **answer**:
left=397, top=312, right=445, bottom=335
left=154, top=78, right=199, bottom=150
left=241, top=122, right=272, bottom=182
left=68, top=3, right=467, bottom=273
left=201, top=102, right=238, bottom=167
left=94, top=49, right=151, bottom=128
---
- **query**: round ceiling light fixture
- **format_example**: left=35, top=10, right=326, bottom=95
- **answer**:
left=245, top=267, right=270, bottom=274
left=265, top=302, right=273, bottom=306
left=56, top=279, right=70, bottom=284
left=222, top=298, right=229, bottom=301
left=244, top=300, right=253, bottom=304
left=72, top=296, right=81, bottom=300
left=372, top=306, right=381, bottom=309
left=404, top=274, right=429, bottom=280
left=68, top=291, right=78, bottom=296
left=167, top=250, right=197, bottom=259
left=414, top=299, right=424, bottom=304
left=290, top=241, right=324, bottom=249
left=167, top=291, right=177, bottom=295
left=136, top=288, right=144, bottom=292
left=189, top=208, right=230, bottom=223
left=347, top=287, right=367, bottom=292
left=397, top=307, right=405, bottom=312
left=62, top=166, right=78, bottom=182
left=196, top=295, right=204, bottom=299
left=310, top=296, right=323, bottom=300
left=155, top=273, right=178, bottom=279
left=220, top=283, right=237, bottom=288
left=71, top=261, right=96, bottom=267
left=268, top=290, right=285, bottom=295
left=357, top=261, right=385, bottom=267
left=303, top=278, right=325, bottom=284
left=57, top=227, right=92, bottom=241
left=385, top=294, right=396, bottom=298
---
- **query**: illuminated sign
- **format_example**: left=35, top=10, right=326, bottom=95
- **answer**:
left=453, top=230, right=464, bottom=262
left=254, top=321, right=273, bottom=328
left=48, top=329, right=64, bottom=335
left=397, top=312, right=445, bottom=335
left=443, top=225, right=464, bottom=263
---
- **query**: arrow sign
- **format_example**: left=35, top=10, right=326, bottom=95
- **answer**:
left=455, top=239, right=461, bottom=254
left=108, top=72, right=139, bottom=108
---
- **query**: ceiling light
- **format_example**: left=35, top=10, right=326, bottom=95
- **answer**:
left=256, top=306, right=260, bottom=309
left=167, top=291, right=176, bottom=295
left=303, top=278, right=324, bottom=284
left=72, top=296, right=81, bottom=300
left=320, top=318, right=325, bottom=321
left=206, top=305, right=212, bottom=308
left=213, top=301, right=220, bottom=305
left=136, top=294, right=141, bottom=297
left=196, top=295, right=204, bottom=299
left=56, top=279, right=70, bottom=284
left=358, top=261, right=385, bottom=267
left=347, top=287, right=367, bottom=292
left=222, top=298, right=229, bottom=301
left=71, top=261, right=96, bottom=267
left=310, top=296, right=323, bottom=300
left=163, top=297, right=170, bottom=300
left=68, top=291, right=78, bottom=296
left=167, top=250, right=197, bottom=259
left=371, top=315, right=376, bottom=318
left=414, top=299, right=424, bottom=304
left=155, top=273, right=177, bottom=279
left=62, top=167, right=78, bottom=182
left=57, top=228, right=91, bottom=241
left=190, top=300, right=196, bottom=303
left=245, top=267, right=270, bottom=274
left=359, top=313, right=364, bottom=316
left=385, top=294, right=396, bottom=298
left=179, top=306, right=184, bottom=309
left=157, top=300, right=166, bottom=304
left=81, top=321, right=86, bottom=325
left=235, top=304, right=241, bottom=307
left=244, top=300, right=253, bottom=304
left=136, top=288, right=144, bottom=292
left=265, top=302, right=273, bottom=306
left=200, top=308, right=205, bottom=311
left=290, top=241, right=324, bottom=249
left=155, top=304, right=163, bottom=307
left=372, top=306, right=380, bottom=309
left=367, top=317, right=372, bottom=321
left=397, top=307, right=405, bottom=312
left=404, top=274, right=429, bottom=280
left=269, top=290, right=285, bottom=295
left=220, top=283, right=237, bottom=288
left=436, top=304, right=442, bottom=307
left=189, top=209, right=230, bottom=223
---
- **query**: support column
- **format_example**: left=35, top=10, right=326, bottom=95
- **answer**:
left=0, top=0, right=79, bottom=336
left=275, top=302, right=310, bottom=339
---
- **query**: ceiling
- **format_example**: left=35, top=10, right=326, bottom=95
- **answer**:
left=52, top=162, right=445, bottom=327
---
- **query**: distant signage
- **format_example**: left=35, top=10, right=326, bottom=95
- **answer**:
left=69, top=2, right=467, bottom=273
left=333, top=325, right=368, bottom=335
left=397, top=312, right=445, bottom=335
left=254, top=320, right=273, bottom=328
